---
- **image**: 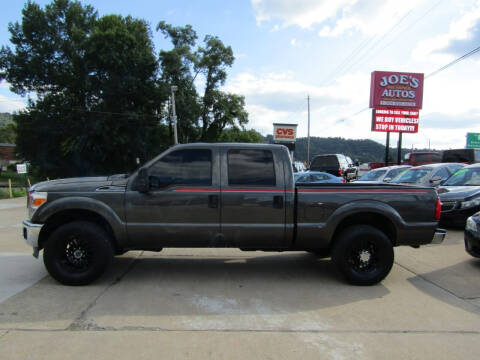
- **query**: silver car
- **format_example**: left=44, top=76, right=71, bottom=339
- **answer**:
left=356, top=165, right=411, bottom=183
left=392, top=163, right=464, bottom=187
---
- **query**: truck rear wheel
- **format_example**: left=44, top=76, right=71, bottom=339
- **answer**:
left=332, top=225, right=394, bottom=286
left=43, top=221, right=113, bottom=286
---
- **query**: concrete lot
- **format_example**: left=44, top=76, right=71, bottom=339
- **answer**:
left=1, top=196, right=479, bottom=359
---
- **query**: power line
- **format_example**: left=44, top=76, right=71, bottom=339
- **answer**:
left=333, top=42, right=480, bottom=124
left=368, top=0, right=443, bottom=61
left=324, top=8, right=415, bottom=87
left=426, top=44, right=480, bottom=78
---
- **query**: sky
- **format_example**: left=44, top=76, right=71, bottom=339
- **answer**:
left=1, top=0, right=480, bottom=150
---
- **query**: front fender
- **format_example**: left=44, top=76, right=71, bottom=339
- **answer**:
left=33, top=196, right=127, bottom=247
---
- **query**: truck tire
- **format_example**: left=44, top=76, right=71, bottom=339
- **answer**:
left=43, top=221, right=114, bottom=286
left=332, top=225, right=394, bottom=286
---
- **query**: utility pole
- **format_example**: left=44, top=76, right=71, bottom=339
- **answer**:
left=307, top=95, right=311, bottom=166
left=171, top=85, right=178, bottom=145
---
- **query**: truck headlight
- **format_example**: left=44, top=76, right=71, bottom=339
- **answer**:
left=460, top=197, right=480, bottom=209
left=466, top=216, right=478, bottom=232
left=28, top=191, right=47, bottom=219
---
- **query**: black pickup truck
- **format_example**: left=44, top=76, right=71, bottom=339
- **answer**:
left=23, top=143, right=445, bottom=286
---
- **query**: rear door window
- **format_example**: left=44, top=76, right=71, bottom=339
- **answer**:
left=228, top=149, right=276, bottom=186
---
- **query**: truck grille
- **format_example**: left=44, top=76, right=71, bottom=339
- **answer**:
left=441, top=200, right=458, bottom=212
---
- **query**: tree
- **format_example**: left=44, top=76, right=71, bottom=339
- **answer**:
left=0, top=1, right=250, bottom=177
left=218, top=127, right=263, bottom=143
left=0, top=0, right=166, bottom=177
left=157, top=23, right=248, bottom=143
left=0, top=123, right=16, bottom=143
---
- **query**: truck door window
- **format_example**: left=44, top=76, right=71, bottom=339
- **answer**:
left=149, top=149, right=212, bottom=189
left=228, top=149, right=276, bottom=186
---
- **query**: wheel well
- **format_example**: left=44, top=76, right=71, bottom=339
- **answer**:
left=332, top=212, right=397, bottom=246
left=38, top=209, right=118, bottom=252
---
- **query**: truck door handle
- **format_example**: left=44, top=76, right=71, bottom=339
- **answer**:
left=273, top=195, right=284, bottom=209
left=208, top=194, right=219, bottom=208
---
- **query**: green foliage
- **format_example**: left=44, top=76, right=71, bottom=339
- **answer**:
left=0, top=188, right=27, bottom=199
left=218, top=127, right=263, bottom=143
left=0, top=112, right=12, bottom=126
left=158, top=22, right=247, bottom=143
left=0, top=122, right=16, bottom=143
left=0, top=113, right=15, bottom=143
left=1, top=0, right=169, bottom=177
left=0, top=1, right=248, bottom=177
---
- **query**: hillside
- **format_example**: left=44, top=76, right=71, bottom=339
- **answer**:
left=265, top=135, right=437, bottom=163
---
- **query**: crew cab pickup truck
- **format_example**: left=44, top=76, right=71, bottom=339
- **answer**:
left=23, top=143, right=446, bottom=286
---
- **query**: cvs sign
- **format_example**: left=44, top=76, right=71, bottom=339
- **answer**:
left=273, top=123, right=297, bottom=142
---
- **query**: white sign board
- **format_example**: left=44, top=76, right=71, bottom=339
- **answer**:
left=16, top=164, right=27, bottom=174
left=273, top=123, right=298, bottom=143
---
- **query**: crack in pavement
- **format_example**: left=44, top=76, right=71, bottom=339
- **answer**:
left=1, top=328, right=479, bottom=335
left=394, top=261, right=480, bottom=310
left=66, top=251, right=144, bottom=331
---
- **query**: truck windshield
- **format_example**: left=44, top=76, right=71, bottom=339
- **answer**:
left=358, top=169, right=386, bottom=181
left=394, top=168, right=432, bottom=184
left=443, top=168, right=480, bottom=186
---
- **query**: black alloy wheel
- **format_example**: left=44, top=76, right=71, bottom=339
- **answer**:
left=43, top=221, right=113, bottom=286
left=332, top=225, right=394, bottom=285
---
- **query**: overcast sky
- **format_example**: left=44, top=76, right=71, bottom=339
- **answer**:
left=1, top=0, right=479, bottom=150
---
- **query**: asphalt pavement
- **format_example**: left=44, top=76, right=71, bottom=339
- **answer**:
left=1, top=196, right=479, bottom=359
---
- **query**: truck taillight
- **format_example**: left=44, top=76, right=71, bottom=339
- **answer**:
left=435, top=198, right=442, bottom=221
left=338, top=169, right=343, bottom=176
left=341, top=178, right=346, bottom=183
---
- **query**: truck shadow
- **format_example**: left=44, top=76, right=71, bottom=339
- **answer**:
left=0, top=252, right=390, bottom=327
left=407, top=258, right=480, bottom=315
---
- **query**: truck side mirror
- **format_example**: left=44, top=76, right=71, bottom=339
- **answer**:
left=383, top=177, right=392, bottom=183
left=135, top=167, right=150, bottom=193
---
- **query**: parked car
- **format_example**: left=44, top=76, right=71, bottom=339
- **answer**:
left=357, top=163, right=371, bottom=178
left=442, top=148, right=480, bottom=164
left=23, top=143, right=445, bottom=286
left=404, top=152, right=442, bottom=166
left=465, top=212, right=480, bottom=258
left=438, top=164, right=480, bottom=227
left=392, top=163, right=464, bottom=187
left=294, top=171, right=344, bottom=184
left=356, top=165, right=411, bottom=183
left=309, top=154, right=357, bottom=181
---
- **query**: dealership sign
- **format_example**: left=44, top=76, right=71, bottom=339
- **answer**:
left=370, top=71, right=424, bottom=109
left=371, top=108, right=419, bottom=133
left=273, top=123, right=297, bottom=142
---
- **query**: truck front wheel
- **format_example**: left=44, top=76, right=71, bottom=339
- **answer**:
left=332, top=225, right=394, bottom=286
left=43, top=221, right=114, bottom=286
